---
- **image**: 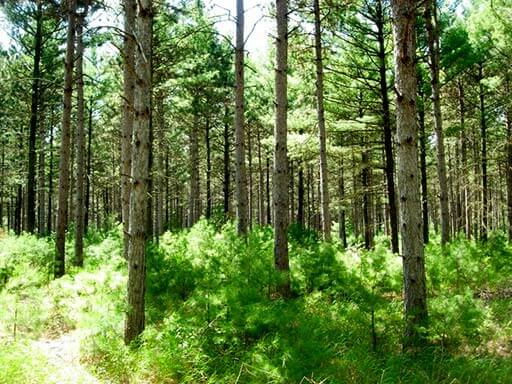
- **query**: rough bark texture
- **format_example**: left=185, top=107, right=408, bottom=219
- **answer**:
left=74, top=2, right=89, bottom=267
left=27, top=1, right=43, bottom=234
left=391, top=0, right=428, bottom=347
left=55, top=0, right=77, bottom=278
left=125, top=0, right=152, bottom=345
left=235, top=0, right=248, bottom=235
left=122, top=0, right=136, bottom=259
left=425, top=0, right=450, bottom=245
left=313, top=0, right=331, bottom=240
left=273, top=0, right=290, bottom=297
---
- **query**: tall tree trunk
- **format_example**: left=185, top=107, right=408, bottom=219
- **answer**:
left=376, top=0, right=399, bottom=253
left=313, top=0, right=331, bottom=240
left=47, top=119, right=54, bottom=234
left=125, top=0, right=153, bottom=345
left=338, top=157, right=347, bottom=248
left=156, top=95, right=165, bottom=236
left=506, top=87, right=512, bottom=241
left=457, top=80, right=469, bottom=237
left=362, top=144, right=373, bottom=249
left=55, top=0, right=77, bottom=277
left=266, top=156, right=271, bottom=225
left=27, top=1, right=43, bottom=234
left=188, top=110, right=200, bottom=227
left=85, top=99, right=93, bottom=233
left=478, top=63, right=488, bottom=241
left=235, top=0, right=248, bottom=235
left=74, top=3, right=89, bottom=267
left=0, top=143, right=4, bottom=227
left=122, top=0, right=136, bottom=259
left=391, top=0, right=428, bottom=347
left=257, top=125, right=265, bottom=225
left=223, top=103, right=230, bottom=217
left=417, top=88, right=429, bottom=244
left=205, top=116, right=212, bottom=219
left=37, top=105, right=46, bottom=236
left=273, top=0, right=290, bottom=297
left=297, top=161, right=304, bottom=227
left=425, top=0, right=450, bottom=245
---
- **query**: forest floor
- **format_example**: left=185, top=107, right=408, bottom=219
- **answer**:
left=31, top=329, right=101, bottom=384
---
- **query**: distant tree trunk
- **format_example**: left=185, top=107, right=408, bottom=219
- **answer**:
left=362, top=144, right=373, bottom=249
left=235, top=0, right=248, bottom=235
left=425, top=0, right=450, bottom=245
left=297, top=161, right=304, bottom=227
left=47, top=120, right=54, bottom=234
left=188, top=110, right=200, bottom=227
left=313, top=0, right=331, bottom=240
left=248, top=125, right=253, bottom=229
left=205, top=116, right=212, bottom=219
left=122, top=0, right=136, bottom=259
left=338, top=157, right=347, bottom=248
left=417, top=87, right=429, bottom=244
left=391, top=0, right=428, bottom=347
left=223, top=103, right=230, bottom=217
left=376, top=0, right=399, bottom=253
left=37, top=105, right=46, bottom=236
left=125, top=0, right=153, bottom=345
left=266, top=156, right=271, bottom=225
left=55, top=0, right=77, bottom=277
left=0, top=144, right=4, bottom=227
left=478, top=63, right=488, bottom=241
left=26, top=0, right=43, bottom=234
left=74, top=2, right=89, bottom=267
left=506, top=85, right=512, bottom=241
left=156, top=95, right=165, bottom=236
left=257, top=125, right=265, bottom=225
left=457, top=80, right=469, bottom=237
left=273, top=0, right=290, bottom=297
left=85, top=99, right=93, bottom=233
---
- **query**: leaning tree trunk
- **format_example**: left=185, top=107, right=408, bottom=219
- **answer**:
left=391, top=0, right=428, bottom=348
left=273, top=0, right=290, bottom=297
left=235, top=0, right=248, bottom=235
left=122, top=0, right=136, bottom=259
left=55, top=0, right=77, bottom=278
left=425, top=0, right=450, bottom=245
left=313, top=0, right=331, bottom=241
left=74, top=2, right=89, bottom=268
left=125, top=0, right=153, bottom=345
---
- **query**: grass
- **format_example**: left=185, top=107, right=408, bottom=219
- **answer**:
left=0, top=222, right=511, bottom=383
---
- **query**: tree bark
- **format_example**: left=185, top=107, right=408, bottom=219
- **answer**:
left=74, top=2, right=89, bottom=267
left=313, top=0, right=331, bottom=241
left=235, top=0, right=248, bottom=235
left=26, top=0, right=43, bottom=234
left=85, top=99, right=93, bottom=233
left=418, top=86, right=429, bottom=244
left=223, top=103, right=230, bottom=218
left=273, top=0, right=290, bottom=297
left=125, top=0, right=153, bottom=345
left=338, top=157, right=347, bottom=248
left=391, top=0, right=428, bottom=347
left=55, top=0, right=77, bottom=277
left=122, top=0, right=136, bottom=258
left=424, top=0, right=450, bottom=245
left=37, top=104, right=46, bottom=236
left=205, top=116, right=212, bottom=219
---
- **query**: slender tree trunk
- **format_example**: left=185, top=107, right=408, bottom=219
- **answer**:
left=297, top=161, right=304, bottom=227
left=391, top=0, right=428, bottom=347
left=188, top=110, right=200, bottom=227
left=0, top=144, right=4, bottom=227
left=478, top=63, right=488, bottom=241
left=26, top=1, right=43, bottom=234
left=74, top=3, right=89, bottom=267
left=506, top=87, right=512, bottom=241
left=248, top=125, right=253, bottom=229
left=313, top=0, right=331, bottom=240
left=425, top=0, right=450, bottom=245
left=55, top=0, right=77, bottom=277
left=125, top=0, right=153, bottom=345
left=376, top=0, right=399, bottom=252
left=235, top=0, right=248, bottom=235
left=266, top=156, right=271, bottom=225
left=338, top=157, right=347, bottom=248
left=122, top=0, right=136, bottom=259
left=205, top=116, right=212, bottom=219
left=418, top=88, right=429, bottom=244
left=156, top=95, right=165, bottom=236
left=223, top=103, right=230, bottom=217
left=273, top=0, right=290, bottom=297
left=37, top=105, right=46, bottom=236
left=85, top=99, right=93, bottom=233
left=257, top=125, right=264, bottom=225
left=362, top=144, right=373, bottom=249
left=47, top=119, right=54, bottom=234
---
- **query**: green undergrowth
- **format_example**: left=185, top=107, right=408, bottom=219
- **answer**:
left=0, top=224, right=511, bottom=383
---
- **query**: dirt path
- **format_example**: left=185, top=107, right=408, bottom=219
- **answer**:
left=32, top=329, right=101, bottom=384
